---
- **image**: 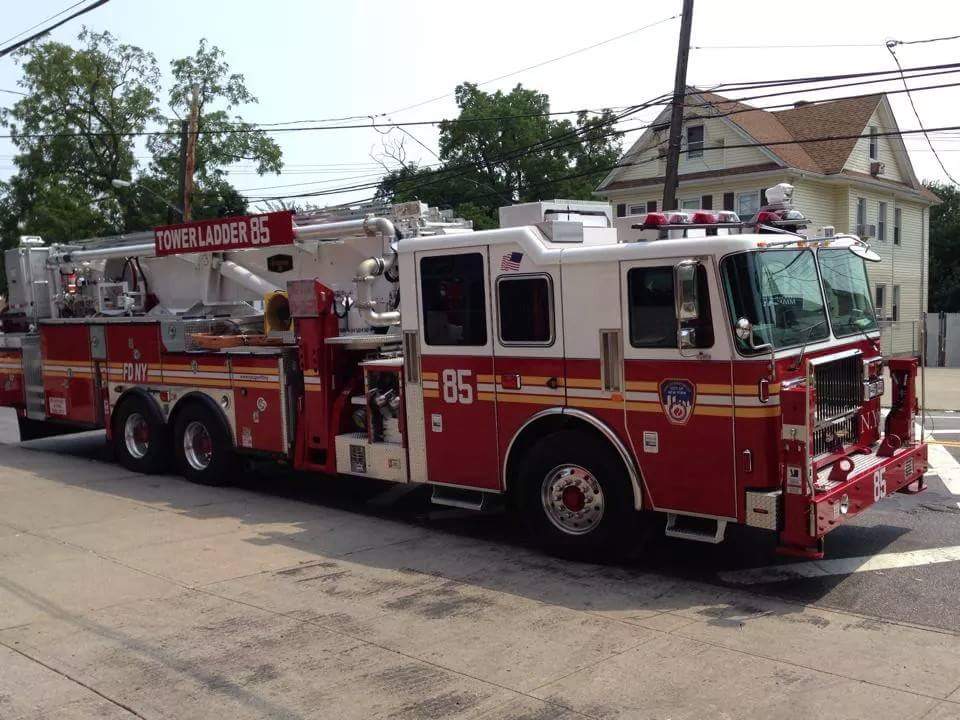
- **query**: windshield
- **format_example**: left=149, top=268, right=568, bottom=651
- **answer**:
left=818, top=248, right=879, bottom=337
left=721, top=249, right=830, bottom=353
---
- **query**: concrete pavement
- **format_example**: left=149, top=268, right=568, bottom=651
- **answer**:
left=2, top=423, right=960, bottom=718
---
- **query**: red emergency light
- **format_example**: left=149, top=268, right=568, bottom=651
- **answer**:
left=691, top=211, right=718, bottom=224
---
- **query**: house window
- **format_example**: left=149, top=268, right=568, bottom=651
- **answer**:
left=874, top=284, right=886, bottom=321
left=420, top=253, right=487, bottom=346
left=700, top=194, right=713, bottom=210
left=723, top=192, right=735, bottom=211
left=497, top=275, right=554, bottom=345
left=856, top=197, right=867, bottom=234
left=869, top=126, right=879, bottom=161
left=627, top=265, right=713, bottom=348
left=687, top=125, right=704, bottom=159
left=894, top=207, right=902, bottom=245
left=680, top=198, right=699, bottom=210
left=616, top=203, right=626, bottom=218
left=892, top=285, right=900, bottom=321
left=628, top=204, right=645, bottom=215
left=647, top=200, right=658, bottom=213
left=878, top=201, right=887, bottom=241
left=737, top=190, right=761, bottom=221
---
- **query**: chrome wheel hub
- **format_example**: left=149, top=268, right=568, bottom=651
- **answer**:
left=541, top=464, right=604, bottom=535
left=183, top=421, right=213, bottom=471
left=123, top=412, right=150, bottom=459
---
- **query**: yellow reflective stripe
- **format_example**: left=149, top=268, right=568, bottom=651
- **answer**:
left=625, top=380, right=658, bottom=391
left=734, top=406, right=781, bottom=418
left=564, top=377, right=601, bottom=389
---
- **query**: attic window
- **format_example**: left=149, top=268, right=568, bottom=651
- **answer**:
left=687, top=125, right=704, bottom=159
left=868, top=126, right=878, bottom=161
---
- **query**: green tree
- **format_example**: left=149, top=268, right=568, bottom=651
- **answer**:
left=135, top=39, right=282, bottom=226
left=0, top=29, right=161, bottom=245
left=376, top=83, right=622, bottom=228
left=928, top=180, right=960, bottom=311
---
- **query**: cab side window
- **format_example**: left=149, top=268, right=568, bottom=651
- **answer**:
left=497, top=275, right=554, bottom=345
left=627, top=265, right=713, bottom=348
left=420, top=253, right=488, bottom=346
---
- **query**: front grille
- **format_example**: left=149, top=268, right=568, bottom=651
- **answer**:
left=812, top=354, right=862, bottom=456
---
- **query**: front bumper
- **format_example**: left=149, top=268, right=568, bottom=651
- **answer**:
left=811, top=442, right=928, bottom=537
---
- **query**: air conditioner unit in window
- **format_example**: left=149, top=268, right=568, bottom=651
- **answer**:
left=870, top=161, right=885, bottom=176
left=857, top=223, right=877, bottom=238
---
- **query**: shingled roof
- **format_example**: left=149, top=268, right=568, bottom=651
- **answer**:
left=692, top=90, right=883, bottom=175
left=599, top=89, right=939, bottom=203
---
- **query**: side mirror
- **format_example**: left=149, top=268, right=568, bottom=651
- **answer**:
left=674, top=260, right=699, bottom=322
left=678, top=327, right=697, bottom=350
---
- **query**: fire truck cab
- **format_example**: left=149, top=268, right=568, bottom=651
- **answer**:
left=0, top=185, right=928, bottom=558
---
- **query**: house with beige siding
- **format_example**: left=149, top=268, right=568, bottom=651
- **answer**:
left=594, top=89, right=939, bottom=354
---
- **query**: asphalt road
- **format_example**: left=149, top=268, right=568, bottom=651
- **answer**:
left=4, top=409, right=960, bottom=634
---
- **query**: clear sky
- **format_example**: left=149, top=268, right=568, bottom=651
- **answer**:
left=2, top=0, right=959, bottom=212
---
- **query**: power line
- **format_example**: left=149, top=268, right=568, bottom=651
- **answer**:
left=241, top=77, right=960, bottom=201
left=0, top=88, right=27, bottom=96
left=383, top=14, right=679, bottom=116
left=0, top=0, right=111, bottom=59
left=0, top=0, right=87, bottom=47
left=0, top=105, right=643, bottom=140
left=693, top=42, right=880, bottom=50
left=885, top=40, right=958, bottom=184
left=243, top=123, right=960, bottom=204
left=889, top=33, right=960, bottom=47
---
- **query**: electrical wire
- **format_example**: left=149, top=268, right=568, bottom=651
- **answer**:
left=0, top=0, right=87, bottom=47
left=382, top=14, right=679, bottom=116
left=885, top=40, right=958, bottom=184
left=244, top=123, right=960, bottom=204
left=0, top=0, right=111, bottom=58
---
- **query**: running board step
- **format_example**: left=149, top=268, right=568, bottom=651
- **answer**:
left=664, top=513, right=727, bottom=544
left=430, top=486, right=493, bottom=511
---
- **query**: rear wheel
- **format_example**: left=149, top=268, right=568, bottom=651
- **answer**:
left=112, top=396, right=170, bottom=474
left=173, top=402, right=236, bottom=485
left=518, top=430, right=640, bottom=558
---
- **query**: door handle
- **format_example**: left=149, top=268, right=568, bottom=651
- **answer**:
left=742, top=449, right=753, bottom=473
left=758, top=378, right=770, bottom=403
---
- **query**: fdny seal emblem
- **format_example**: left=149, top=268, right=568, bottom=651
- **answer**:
left=659, top=379, right=696, bottom=425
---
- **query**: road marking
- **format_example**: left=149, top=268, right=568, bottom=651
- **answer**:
left=720, top=546, right=960, bottom=585
left=932, top=439, right=960, bottom=448
left=915, top=421, right=960, bottom=496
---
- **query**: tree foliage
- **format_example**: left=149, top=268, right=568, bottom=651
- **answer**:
left=0, top=30, right=282, bottom=285
left=0, top=30, right=160, bottom=242
left=376, top=83, right=622, bottom=228
left=928, top=181, right=960, bottom=312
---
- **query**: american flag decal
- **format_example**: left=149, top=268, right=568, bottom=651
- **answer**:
left=500, top=251, right=523, bottom=272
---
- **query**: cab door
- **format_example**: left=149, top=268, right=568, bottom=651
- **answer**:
left=416, top=246, right=499, bottom=490
left=620, top=257, right=737, bottom=519
left=492, top=248, right=565, bottom=463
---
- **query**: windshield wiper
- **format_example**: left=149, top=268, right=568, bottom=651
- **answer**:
left=789, top=319, right=828, bottom=372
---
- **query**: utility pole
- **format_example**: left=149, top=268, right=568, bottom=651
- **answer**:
left=173, top=118, right=188, bottom=224
left=181, top=83, right=201, bottom=222
left=661, top=0, right=695, bottom=212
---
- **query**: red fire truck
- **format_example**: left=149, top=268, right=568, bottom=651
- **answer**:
left=0, top=184, right=927, bottom=558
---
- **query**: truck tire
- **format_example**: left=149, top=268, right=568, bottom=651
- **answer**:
left=172, top=402, right=236, bottom=486
left=518, top=429, right=638, bottom=558
left=112, top=396, right=170, bottom=474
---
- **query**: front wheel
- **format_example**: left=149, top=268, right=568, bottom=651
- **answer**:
left=173, top=403, right=236, bottom=485
left=518, top=430, right=640, bottom=558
